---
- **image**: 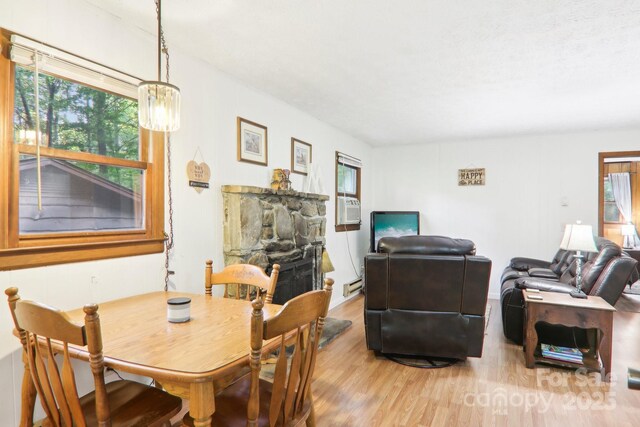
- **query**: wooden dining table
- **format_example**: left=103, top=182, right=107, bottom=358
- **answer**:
left=24, top=291, right=283, bottom=427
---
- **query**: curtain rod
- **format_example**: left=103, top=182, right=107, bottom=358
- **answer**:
left=6, top=29, right=144, bottom=82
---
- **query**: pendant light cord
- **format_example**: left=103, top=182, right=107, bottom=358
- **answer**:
left=157, top=0, right=170, bottom=83
left=164, top=133, right=174, bottom=291
left=156, top=0, right=175, bottom=291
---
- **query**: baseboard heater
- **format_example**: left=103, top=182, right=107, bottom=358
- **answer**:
left=343, top=278, right=363, bottom=298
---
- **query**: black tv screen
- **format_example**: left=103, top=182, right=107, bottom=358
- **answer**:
left=370, top=211, right=420, bottom=252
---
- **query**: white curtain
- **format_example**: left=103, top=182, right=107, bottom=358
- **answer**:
left=608, top=172, right=640, bottom=247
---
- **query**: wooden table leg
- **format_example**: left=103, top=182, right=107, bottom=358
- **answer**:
left=189, top=381, right=215, bottom=427
left=599, top=312, right=614, bottom=382
left=524, top=304, right=538, bottom=368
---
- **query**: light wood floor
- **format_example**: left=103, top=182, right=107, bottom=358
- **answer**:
left=310, top=295, right=640, bottom=426
left=172, top=295, right=640, bottom=426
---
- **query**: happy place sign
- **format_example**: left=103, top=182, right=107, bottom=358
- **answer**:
left=458, top=168, right=485, bottom=186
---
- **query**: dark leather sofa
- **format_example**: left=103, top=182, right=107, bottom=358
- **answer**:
left=364, top=235, right=491, bottom=360
left=501, top=237, right=637, bottom=346
left=500, top=248, right=574, bottom=284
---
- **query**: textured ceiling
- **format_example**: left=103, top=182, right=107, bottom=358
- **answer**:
left=85, top=0, right=640, bottom=146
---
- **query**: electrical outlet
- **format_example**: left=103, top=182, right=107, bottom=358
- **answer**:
left=104, top=367, right=118, bottom=382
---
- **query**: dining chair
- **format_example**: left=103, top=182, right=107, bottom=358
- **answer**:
left=205, top=260, right=281, bottom=303
left=5, top=287, right=182, bottom=427
left=185, top=277, right=333, bottom=427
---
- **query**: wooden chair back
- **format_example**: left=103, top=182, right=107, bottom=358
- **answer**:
left=5, top=287, right=109, bottom=427
left=205, top=260, right=280, bottom=304
left=249, top=278, right=333, bottom=426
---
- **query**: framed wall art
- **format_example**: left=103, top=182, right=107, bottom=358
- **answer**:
left=291, top=138, right=312, bottom=175
left=458, top=168, right=485, bottom=186
left=237, top=117, right=268, bottom=165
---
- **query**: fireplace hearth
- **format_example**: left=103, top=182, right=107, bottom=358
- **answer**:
left=222, top=185, right=329, bottom=301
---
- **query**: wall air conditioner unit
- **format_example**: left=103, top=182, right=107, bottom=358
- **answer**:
left=337, top=196, right=361, bottom=225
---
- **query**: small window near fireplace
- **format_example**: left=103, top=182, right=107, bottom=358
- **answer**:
left=335, top=151, right=362, bottom=232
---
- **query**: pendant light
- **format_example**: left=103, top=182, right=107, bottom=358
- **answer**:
left=138, top=0, right=181, bottom=131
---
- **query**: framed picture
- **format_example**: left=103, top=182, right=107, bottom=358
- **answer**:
left=237, top=117, right=268, bottom=165
left=291, top=138, right=312, bottom=175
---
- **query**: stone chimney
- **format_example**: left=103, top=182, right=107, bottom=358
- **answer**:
left=222, top=185, right=329, bottom=299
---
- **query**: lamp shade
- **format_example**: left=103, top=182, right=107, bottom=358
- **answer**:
left=621, top=224, right=636, bottom=237
left=321, top=249, right=335, bottom=273
left=559, top=223, right=597, bottom=252
left=138, top=81, right=181, bottom=132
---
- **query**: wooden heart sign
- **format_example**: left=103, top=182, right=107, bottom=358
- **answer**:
left=187, top=160, right=211, bottom=193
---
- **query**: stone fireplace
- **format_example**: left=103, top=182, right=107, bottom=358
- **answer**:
left=222, top=185, right=329, bottom=303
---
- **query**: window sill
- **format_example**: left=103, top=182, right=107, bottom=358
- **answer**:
left=335, top=224, right=361, bottom=232
left=0, top=238, right=165, bottom=271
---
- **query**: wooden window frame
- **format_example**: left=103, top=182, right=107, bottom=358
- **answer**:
left=0, top=31, right=165, bottom=271
left=598, top=151, right=640, bottom=237
left=335, top=151, right=361, bottom=232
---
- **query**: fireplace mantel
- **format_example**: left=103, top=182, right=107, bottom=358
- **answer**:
left=222, top=185, right=329, bottom=296
left=222, top=185, right=330, bottom=201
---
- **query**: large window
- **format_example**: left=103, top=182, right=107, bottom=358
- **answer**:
left=0, top=30, right=165, bottom=270
left=335, top=152, right=362, bottom=232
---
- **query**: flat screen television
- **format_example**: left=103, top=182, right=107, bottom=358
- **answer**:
left=370, top=211, right=420, bottom=252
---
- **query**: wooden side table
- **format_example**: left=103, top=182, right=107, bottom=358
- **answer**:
left=523, top=290, right=616, bottom=381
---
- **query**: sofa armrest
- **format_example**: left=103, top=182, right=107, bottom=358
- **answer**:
left=515, top=277, right=575, bottom=294
left=527, top=268, right=559, bottom=280
left=510, top=257, right=551, bottom=271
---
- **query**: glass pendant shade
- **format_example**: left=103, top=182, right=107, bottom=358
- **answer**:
left=138, top=80, right=181, bottom=131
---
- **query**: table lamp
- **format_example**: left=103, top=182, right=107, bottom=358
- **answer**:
left=560, top=222, right=597, bottom=299
left=621, top=224, right=635, bottom=249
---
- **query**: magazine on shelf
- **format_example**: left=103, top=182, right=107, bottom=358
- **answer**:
left=540, top=344, right=583, bottom=364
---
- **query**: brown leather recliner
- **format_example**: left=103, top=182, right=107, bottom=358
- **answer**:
left=364, top=235, right=492, bottom=360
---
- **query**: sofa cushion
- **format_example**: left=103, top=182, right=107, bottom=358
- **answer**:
left=527, top=267, right=559, bottom=279
left=378, top=235, right=476, bottom=255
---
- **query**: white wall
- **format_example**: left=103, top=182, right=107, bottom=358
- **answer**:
left=0, top=0, right=370, bottom=423
left=372, top=128, right=640, bottom=299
